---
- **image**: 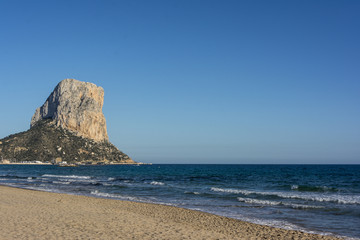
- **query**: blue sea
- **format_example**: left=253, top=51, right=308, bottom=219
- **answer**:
left=0, top=164, right=359, bottom=239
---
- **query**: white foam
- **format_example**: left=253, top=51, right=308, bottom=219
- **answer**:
left=237, top=197, right=281, bottom=206
left=42, top=174, right=91, bottom=179
left=211, top=187, right=253, bottom=195
left=53, top=181, right=71, bottom=185
left=150, top=181, right=165, bottom=186
left=211, top=187, right=360, bottom=205
left=240, top=215, right=302, bottom=231
left=108, top=177, right=116, bottom=181
left=61, top=179, right=97, bottom=184
left=237, top=197, right=324, bottom=209
left=23, top=186, right=60, bottom=193
left=90, top=190, right=120, bottom=198
left=90, top=190, right=139, bottom=201
left=289, top=203, right=325, bottom=209
left=263, top=191, right=360, bottom=205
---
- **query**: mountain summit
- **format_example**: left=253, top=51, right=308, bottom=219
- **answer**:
left=31, top=78, right=108, bottom=142
left=0, top=79, right=134, bottom=164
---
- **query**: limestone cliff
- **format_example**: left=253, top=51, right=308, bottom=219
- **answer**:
left=0, top=79, right=135, bottom=164
left=31, top=79, right=108, bottom=142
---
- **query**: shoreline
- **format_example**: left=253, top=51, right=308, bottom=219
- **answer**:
left=0, top=185, right=343, bottom=240
left=0, top=162, right=52, bottom=165
left=0, top=162, right=150, bottom=166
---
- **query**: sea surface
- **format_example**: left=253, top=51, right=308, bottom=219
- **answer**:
left=0, top=164, right=359, bottom=239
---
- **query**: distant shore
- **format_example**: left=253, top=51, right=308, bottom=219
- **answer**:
left=0, top=162, right=52, bottom=165
left=0, top=185, right=342, bottom=240
left=0, top=161, right=150, bottom=166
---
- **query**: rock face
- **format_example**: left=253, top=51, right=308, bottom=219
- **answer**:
left=31, top=79, right=108, bottom=142
left=0, top=79, right=135, bottom=164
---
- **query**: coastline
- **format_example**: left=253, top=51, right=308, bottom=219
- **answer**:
left=0, top=162, right=52, bottom=165
left=0, top=162, right=150, bottom=166
left=0, top=185, right=343, bottom=240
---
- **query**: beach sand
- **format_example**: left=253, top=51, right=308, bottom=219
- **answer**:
left=0, top=185, right=342, bottom=240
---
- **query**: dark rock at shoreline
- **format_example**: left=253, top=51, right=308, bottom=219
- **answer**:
left=0, top=119, right=133, bottom=164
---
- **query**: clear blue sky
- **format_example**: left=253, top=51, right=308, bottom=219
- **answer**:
left=0, top=0, right=359, bottom=164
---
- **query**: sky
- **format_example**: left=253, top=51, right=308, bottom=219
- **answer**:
left=0, top=0, right=359, bottom=164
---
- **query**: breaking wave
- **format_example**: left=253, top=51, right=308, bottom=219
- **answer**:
left=211, top=187, right=360, bottom=205
left=42, top=174, right=91, bottom=179
left=210, top=187, right=253, bottom=195
left=290, top=185, right=338, bottom=192
left=53, top=181, right=71, bottom=185
left=150, top=181, right=165, bottom=186
left=90, top=190, right=139, bottom=201
left=237, top=197, right=324, bottom=209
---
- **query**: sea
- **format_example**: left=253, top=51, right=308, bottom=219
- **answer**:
left=0, top=164, right=359, bottom=239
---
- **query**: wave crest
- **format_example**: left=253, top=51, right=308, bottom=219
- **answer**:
left=150, top=181, right=165, bottom=186
left=211, top=187, right=360, bottom=205
left=42, top=174, right=91, bottom=179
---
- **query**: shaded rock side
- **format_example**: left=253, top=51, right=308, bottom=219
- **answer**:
left=0, top=119, right=134, bottom=164
left=31, top=79, right=108, bottom=142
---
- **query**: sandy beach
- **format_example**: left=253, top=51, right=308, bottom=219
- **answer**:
left=0, top=185, right=343, bottom=240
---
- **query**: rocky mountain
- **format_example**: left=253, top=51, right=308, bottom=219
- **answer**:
left=0, top=79, right=135, bottom=165
left=31, top=78, right=108, bottom=142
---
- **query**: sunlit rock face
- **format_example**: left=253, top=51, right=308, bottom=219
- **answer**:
left=31, top=79, right=109, bottom=142
left=0, top=79, right=134, bottom=164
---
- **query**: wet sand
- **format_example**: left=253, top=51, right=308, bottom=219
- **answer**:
left=0, top=185, right=342, bottom=239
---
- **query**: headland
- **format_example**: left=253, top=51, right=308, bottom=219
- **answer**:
left=0, top=79, right=135, bottom=165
